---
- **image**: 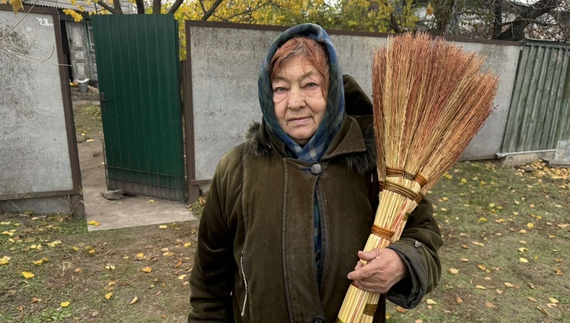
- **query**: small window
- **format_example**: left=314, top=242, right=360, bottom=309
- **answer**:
left=86, top=22, right=95, bottom=52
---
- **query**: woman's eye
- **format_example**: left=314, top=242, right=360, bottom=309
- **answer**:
left=273, top=87, right=287, bottom=92
left=305, top=82, right=318, bottom=88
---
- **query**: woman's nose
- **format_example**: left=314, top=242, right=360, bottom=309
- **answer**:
left=287, top=88, right=304, bottom=109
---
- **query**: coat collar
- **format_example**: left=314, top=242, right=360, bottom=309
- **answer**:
left=245, top=115, right=377, bottom=175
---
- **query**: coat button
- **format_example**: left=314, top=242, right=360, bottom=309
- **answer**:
left=312, top=315, right=325, bottom=323
left=311, top=163, right=322, bottom=175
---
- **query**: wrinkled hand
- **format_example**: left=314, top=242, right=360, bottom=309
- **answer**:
left=347, top=248, right=408, bottom=294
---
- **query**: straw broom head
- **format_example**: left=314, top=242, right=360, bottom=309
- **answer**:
left=373, top=32, right=499, bottom=189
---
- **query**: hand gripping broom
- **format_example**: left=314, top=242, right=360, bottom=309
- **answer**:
left=337, top=33, right=499, bottom=323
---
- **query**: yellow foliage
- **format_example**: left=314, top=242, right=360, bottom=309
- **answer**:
left=22, top=271, right=35, bottom=279
left=63, top=9, right=84, bottom=22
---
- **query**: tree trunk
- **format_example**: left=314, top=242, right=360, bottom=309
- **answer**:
left=135, top=0, right=145, bottom=14
left=201, top=0, right=225, bottom=21
left=492, top=0, right=503, bottom=39
left=497, top=0, right=561, bottom=41
left=153, top=0, right=161, bottom=14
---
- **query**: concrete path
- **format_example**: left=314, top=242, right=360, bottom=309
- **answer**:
left=74, top=100, right=196, bottom=232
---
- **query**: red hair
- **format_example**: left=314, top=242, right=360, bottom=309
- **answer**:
left=270, top=37, right=330, bottom=98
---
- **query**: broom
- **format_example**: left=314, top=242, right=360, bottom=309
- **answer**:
left=336, top=33, right=499, bottom=323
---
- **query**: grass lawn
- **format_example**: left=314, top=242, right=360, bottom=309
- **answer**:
left=1, top=160, right=568, bottom=322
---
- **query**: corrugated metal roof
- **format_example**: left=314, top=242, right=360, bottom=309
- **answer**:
left=25, top=0, right=133, bottom=13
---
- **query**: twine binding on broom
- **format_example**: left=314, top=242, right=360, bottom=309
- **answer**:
left=363, top=304, right=377, bottom=316
left=379, top=181, right=423, bottom=204
left=371, top=225, right=395, bottom=241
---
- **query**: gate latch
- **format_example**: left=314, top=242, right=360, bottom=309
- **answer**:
left=100, top=92, right=108, bottom=113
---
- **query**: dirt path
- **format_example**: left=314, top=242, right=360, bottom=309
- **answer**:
left=73, top=101, right=196, bottom=231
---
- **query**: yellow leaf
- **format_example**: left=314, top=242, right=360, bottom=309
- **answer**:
left=60, top=301, right=70, bottom=307
left=504, top=282, right=515, bottom=288
left=22, top=271, right=35, bottom=279
left=184, top=242, right=192, bottom=247
left=449, top=268, right=459, bottom=274
left=2, top=231, right=14, bottom=237
left=479, top=217, right=487, bottom=222
left=549, top=298, right=559, bottom=304
left=88, top=249, right=96, bottom=254
left=527, top=223, right=535, bottom=229
left=0, top=256, right=11, bottom=265
left=519, top=230, right=527, bottom=234
left=456, top=296, right=463, bottom=304
left=86, top=139, right=94, bottom=143
left=395, top=306, right=407, bottom=313
left=149, top=200, right=155, bottom=203
left=460, top=178, right=467, bottom=184
left=520, top=258, right=529, bottom=263
left=62, top=9, right=83, bottom=22
left=105, top=292, right=113, bottom=300
left=486, top=302, right=496, bottom=308
left=489, top=203, right=496, bottom=208
left=426, top=3, right=434, bottom=16
left=530, top=204, right=536, bottom=208
left=105, top=264, right=116, bottom=270
left=426, top=299, right=437, bottom=305
left=477, top=264, right=486, bottom=270
left=46, top=240, right=62, bottom=247
left=32, top=259, right=44, bottom=266
left=496, top=289, right=503, bottom=294
left=158, top=225, right=167, bottom=229
left=528, top=297, right=537, bottom=302
left=178, top=274, right=187, bottom=280
left=11, top=0, right=24, bottom=13
left=129, top=296, right=138, bottom=305
left=460, top=258, right=468, bottom=262
left=142, top=267, right=152, bottom=273
left=475, top=285, right=486, bottom=290
left=136, top=253, right=145, bottom=259
left=518, top=247, right=528, bottom=253
left=87, top=220, right=100, bottom=226
left=71, top=246, right=79, bottom=252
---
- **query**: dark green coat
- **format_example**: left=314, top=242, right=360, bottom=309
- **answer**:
left=189, top=76, right=443, bottom=323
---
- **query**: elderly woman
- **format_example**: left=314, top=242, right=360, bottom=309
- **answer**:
left=189, top=24, right=442, bottom=323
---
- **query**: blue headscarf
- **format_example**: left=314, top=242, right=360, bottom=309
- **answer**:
left=258, top=23, right=345, bottom=162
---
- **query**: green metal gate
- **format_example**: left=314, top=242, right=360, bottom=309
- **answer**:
left=501, top=39, right=570, bottom=153
left=92, top=15, right=186, bottom=202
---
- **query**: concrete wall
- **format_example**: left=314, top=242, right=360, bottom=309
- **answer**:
left=0, top=10, right=76, bottom=214
left=188, top=24, right=521, bottom=181
left=66, top=21, right=98, bottom=81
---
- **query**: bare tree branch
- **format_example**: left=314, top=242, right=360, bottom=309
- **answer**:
left=113, top=0, right=123, bottom=14
left=497, top=0, right=561, bottom=40
left=389, top=12, right=402, bottom=33
left=97, top=0, right=120, bottom=14
left=167, top=0, right=185, bottom=14
left=202, top=0, right=225, bottom=21
left=198, top=0, right=207, bottom=15
left=216, top=0, right=272, bottom=22
left=492, top=0, right=503, bottom=39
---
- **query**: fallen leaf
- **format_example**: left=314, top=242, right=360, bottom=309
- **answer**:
left=496, top=289, right=503, bottom=294
left=449, top=268, right=459, bottom=274
left=32, top=259, right=44, bottom=266
left=142, top=267, right=152, bottom=273
left=537, top=306, right=549, bottom=316
left=22, top=271, right=35, bottom=279
left=184, top=242, right=192, bottom=247
left=158, top=225, right=167, bottom=229
left=86, top=139, right=94, bottom=143
left=87, top=220, right=100, bottom=226
left=60, top=301, right=70, bottom=307
left=415, top=320, right=423, bottom=323
left=460, top=258, right=468, bottom=262
left=178, top=274, right=187, bottom=280
left=486, top=302, right=496, bottom=308
left=136, top=253, right=145, bottom=259
left=484, top=277, right=492, bottom=281
left=0, top=256, right=11, bottom=265
left=105, top=292, right=113, bottom=300
left=149, top=200, right=155, bottom=204
left=527, top=223, right=535, bottom=229
left=395, top=306, right=407, bottom=313
left=519, top=230, right=527, bottom=234
left=105, top=264, right=116, bottom=270
left=75, top=268, right=83, bottom=273
left=426, top=299, right=437, bottom=305
left=475, top=285, right=486, bottom=290
left=31, top=298, right=42, bottom=303
left=175, top=259, right=183, bottom=268
left=46, top=240, right=62, bottom=247
left=528, top=297, right=537, bottom=302
left=504, top=282, right=515, bottom=288
left=557, top=224, right=570, bottom=228
left=547, top=303, right=558, bottom=308
left=518, top=247, right=528, bottom=253
left=456, top=297, right=463, bottom=304
left=520, top=258, right=529, bottom=263
left=130, top=296, right=139, bottom=305
left=477, top=264, right=487, bottom=271
left=530, top=204, right=536, bottom=208
left=549, top=298, right=559, bottom=304
left=91, top=311, right=99, bottom=317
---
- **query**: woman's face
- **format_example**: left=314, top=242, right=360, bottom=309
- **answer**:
left=271, top=55, right=327, bottom=146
